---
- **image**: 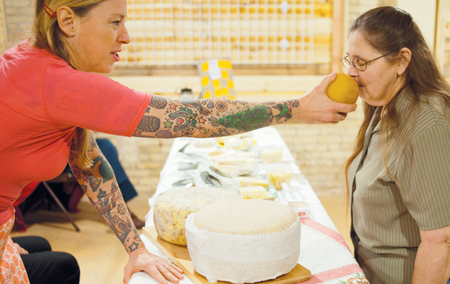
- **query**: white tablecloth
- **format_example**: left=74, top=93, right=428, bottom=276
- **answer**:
left=129, top=127, right=367, bottom=284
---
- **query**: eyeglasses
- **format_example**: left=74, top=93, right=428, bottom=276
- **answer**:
left=341, top=53, right=391, bottom=71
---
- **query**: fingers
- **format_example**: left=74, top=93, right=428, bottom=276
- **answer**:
left=123, top=265, right=133, bottom=284
left=156, top=262, right=184, bottom=283
left=334, top=112, right=348, bottom=122
left=334, top=101, right=357, bottom=114
left=144, top=261, right=183, bottom=284
left=318, top=72, right=337, bottom=91
left=166, top=262, right=184, bottom=277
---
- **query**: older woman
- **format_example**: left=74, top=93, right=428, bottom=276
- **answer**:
left=0, top=0, right=357, bottom=283
left=345, top=6, right=450, bottom=284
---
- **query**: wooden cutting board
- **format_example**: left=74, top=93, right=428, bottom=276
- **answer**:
left=143, top=227, right=311, bottom=284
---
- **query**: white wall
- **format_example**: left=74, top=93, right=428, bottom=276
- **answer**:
left=397, top=0, right=437, bottom=50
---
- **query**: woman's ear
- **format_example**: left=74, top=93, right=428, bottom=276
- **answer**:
left=56, top=6, right=76, bottom=37
left=397, top=47, right=412, bottom=76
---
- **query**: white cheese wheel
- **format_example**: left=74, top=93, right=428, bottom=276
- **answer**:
left=186, top=199, right=301, bottom=283
left=153, top=187, right=240, bottom=246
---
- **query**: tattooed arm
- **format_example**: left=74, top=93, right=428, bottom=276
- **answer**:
left=68, top=132, right=183, bottom=284
left=133, top=73, right=357, bottom=138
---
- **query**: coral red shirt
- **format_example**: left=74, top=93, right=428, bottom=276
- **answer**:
left=0, top=40, right=152, bottom=223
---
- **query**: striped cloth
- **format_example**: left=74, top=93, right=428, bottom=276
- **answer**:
left=347, top=88, right=450, bottom=284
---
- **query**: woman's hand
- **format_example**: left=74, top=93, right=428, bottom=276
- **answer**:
left=123, top=247, right=184, bottom=284
left=13, top=243, right=28, bottom=255
left=297, top=73, right=358, bottom=124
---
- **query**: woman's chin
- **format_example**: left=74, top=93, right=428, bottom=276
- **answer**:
left=95, top=65, right=115, bottom=74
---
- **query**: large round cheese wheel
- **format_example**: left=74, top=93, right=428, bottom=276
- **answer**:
left=185, top=199, right=301, bottom=283
left=153, top=187, right=240, bottom=246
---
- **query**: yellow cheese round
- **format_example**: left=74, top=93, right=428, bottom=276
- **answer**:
left=153, top=187, right=240, bottom=245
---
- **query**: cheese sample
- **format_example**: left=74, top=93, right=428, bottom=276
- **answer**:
left=238, top=186, right=275, bottom=200
left=185, top=199, right=301, bottom=283
left=267, top=171, right=292, bottom=190
left=261, top=146, right=283, bottom=163
left=237, top=176, right=269, bottom=187
left=153, top=187, right=240, bottom=246
left=264, top=164, right=293, bottom=190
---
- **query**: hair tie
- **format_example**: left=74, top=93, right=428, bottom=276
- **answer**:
left=43, top=3, right=56, bottom=18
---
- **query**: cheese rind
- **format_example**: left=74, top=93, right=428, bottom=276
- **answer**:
left=186, top=199, right=301, bottom=283
left=153, top=187, right=240, bottom=246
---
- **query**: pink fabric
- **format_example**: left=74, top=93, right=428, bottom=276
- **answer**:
left=0, top=39, right=152, bottom=224
left=300, top=218, right=350, bottom=249
left=303, top=264, right=363, bottom=284
left=300, top=218, right=364, bottom=283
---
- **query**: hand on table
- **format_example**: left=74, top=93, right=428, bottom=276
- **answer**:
left=298, top=73, right=358, bottom=124
left=123, top=247, right=184, bottom=284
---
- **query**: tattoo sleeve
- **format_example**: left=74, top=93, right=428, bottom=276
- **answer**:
left=133, top=95, right=301, bottom=138
left=68, top=132, right=144, bottom=254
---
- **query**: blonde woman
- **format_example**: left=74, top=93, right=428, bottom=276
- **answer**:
left=345, top=6, right=450, bottom=284
left=0, top=0, right=357, bottom=283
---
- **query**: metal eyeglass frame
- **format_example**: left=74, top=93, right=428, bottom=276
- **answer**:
left=341, top=53, right=392, bottom=71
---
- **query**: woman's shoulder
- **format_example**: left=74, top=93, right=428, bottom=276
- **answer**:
left=2, top=39, right=67, bottom=68
left=402, top=91, right=450, bottom=141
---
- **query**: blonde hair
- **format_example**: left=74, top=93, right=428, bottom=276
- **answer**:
left=33, top=0, right=104, bottom=168
left=345, top=7, right=450, bottom=198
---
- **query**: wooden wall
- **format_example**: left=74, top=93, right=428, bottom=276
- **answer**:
left=0, top=0, right=7, bottom=54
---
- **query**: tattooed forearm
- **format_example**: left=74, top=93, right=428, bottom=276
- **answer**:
left=91, top=185, right=139, bottom=245
left=68, top=133, right=144, bottom=254
left=217, top=105, right=273, bottom=132
left=92, top=156, right=114, bottom=182
left=133, top=95, right=301, bottom=138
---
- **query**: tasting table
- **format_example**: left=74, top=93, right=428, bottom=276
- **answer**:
left=129, top=127, right=367, bottom=284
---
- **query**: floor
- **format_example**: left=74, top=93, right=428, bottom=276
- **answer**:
left=10, top=191, right=352, bottom=284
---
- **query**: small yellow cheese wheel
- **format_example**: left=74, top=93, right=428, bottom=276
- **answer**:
left=326, top=73, right=359, bottom=104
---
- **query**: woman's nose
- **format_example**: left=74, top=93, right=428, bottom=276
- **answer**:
left=118, top=25, right=131, bottom=44
left=347, top=64, right=358, bottom=77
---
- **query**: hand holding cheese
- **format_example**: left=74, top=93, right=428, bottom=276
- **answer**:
left=326, top=73, right=359, bottom=104
left=296, top=73, right=357, bottom=124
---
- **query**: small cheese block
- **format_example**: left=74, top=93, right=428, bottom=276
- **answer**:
left=238, top=186, right=274, bottom=200
left=153, top=187, right=240, bottom=246
left=237, top=176, right=269, bottom=187
left=267, top=172, right=292, bottom=190
left=261, top=147, right=283, bottom=163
